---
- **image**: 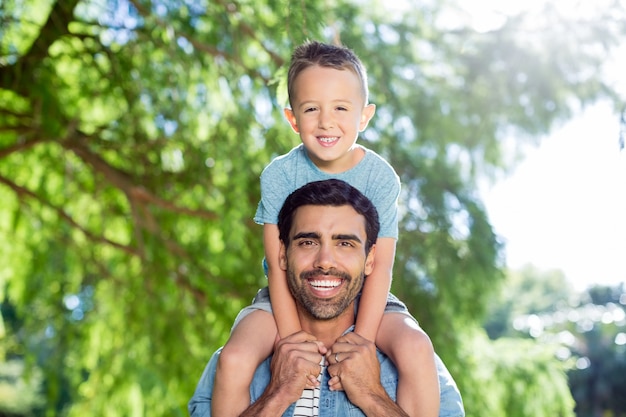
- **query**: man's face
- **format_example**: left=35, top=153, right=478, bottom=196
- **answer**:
left=279, top=204, right=376, bottom=321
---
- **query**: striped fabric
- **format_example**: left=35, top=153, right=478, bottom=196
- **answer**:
left=293, top=359, right=325, bottom=416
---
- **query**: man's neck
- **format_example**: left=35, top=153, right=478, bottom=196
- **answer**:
left=299, top=306, right=356, bottom=348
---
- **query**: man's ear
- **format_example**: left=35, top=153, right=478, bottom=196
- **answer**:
left=283, top=108, right=299, bottom=133
left=279, top=242, right=288, bottom=271
left=359, top=104, right=376, bottom=132
left=364, top=244, right=376, bottom=276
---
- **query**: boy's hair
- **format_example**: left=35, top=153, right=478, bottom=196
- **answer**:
left=287, top=40, right=369, bottom=108
left=278, top=179, right=380, bottom=254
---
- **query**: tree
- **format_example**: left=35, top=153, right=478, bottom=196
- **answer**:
left=459, top=329, right=575, bottom=417
left=568, top=284, right=626, bottom=417
left=1, top=0, right=624, bottom=415
left=484, top=264, right=577, bottom=339
left=0, top=297, right=45, bottom=416
left=488, top=270, right=626, bottom=417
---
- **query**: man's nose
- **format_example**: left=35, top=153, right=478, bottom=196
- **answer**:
left=313, top=244, right=335, bottom=270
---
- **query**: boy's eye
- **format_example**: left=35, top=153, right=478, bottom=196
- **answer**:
left=336, top=106, right=348, bottom=111
left=304, top=107, right=317, bottom=113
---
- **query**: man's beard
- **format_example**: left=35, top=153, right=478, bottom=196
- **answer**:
left=288, top=267, right=364, bottom=320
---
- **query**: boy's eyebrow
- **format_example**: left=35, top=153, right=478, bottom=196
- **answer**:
left=296, top=98, right=354, bottom=108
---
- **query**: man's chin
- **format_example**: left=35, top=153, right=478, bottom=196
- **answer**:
left=304, top=298, right=351, bottom=320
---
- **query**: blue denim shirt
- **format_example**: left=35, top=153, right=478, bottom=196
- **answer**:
left=188, top=346, right=465, bottom=417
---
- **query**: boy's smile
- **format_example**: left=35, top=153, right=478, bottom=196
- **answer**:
left=284, top=65, right=376, bottom=174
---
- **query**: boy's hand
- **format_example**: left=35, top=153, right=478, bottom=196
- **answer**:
left=326, top=373, right=345, bottom=391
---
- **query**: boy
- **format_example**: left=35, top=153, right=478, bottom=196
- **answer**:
left=212, top=40, right=439, bottom=417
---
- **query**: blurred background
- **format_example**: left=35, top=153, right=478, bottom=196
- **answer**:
left=1, top=0, right=624, bottom=416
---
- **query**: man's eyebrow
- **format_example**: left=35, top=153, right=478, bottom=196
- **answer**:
left=293, top=232, right=320, bottom=240
left=332, top=234, right=362, bottom=243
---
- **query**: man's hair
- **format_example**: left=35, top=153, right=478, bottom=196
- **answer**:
left=287, top=40, right=369, bottom=108
left=278, top=179, right=379, bottom=253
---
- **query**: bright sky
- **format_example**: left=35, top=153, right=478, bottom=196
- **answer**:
left=482, top=103, right=626, bottom=291
left=465, top=0, right=626, bottom=291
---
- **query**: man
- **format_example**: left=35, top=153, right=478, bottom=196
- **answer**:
left=189, top=179, right=465, bottom=416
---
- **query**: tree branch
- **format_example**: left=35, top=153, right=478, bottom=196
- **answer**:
left=0, top=135, right=47, bottom=158
left=0, top=174, right=140, bottom=257
left=127, top=0, right=275, bottom=84
left=214, top=0, right=285, bottom=67
left=63, top=133, right=218, bottom=221
left=0, top=0, right=81, bottom=94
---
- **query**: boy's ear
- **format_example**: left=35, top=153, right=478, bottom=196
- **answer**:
left=283, top=108, right=299, bottom=133
left=359, top=103, right=376, bottom=131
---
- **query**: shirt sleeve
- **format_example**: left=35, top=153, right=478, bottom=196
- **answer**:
left=188, top=351, right=220, bottom=417
left=254, top=159, right=292, bottom=225
left=435, top=354, right=466, bottom=417
left=365, top=156, right=400, bottom=239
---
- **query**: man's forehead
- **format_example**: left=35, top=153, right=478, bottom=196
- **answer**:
left=290, top=204, right=366, bottom=235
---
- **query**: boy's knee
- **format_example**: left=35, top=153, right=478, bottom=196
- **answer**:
left=405, top=328, right=433, bottom=353
left=391, top=317, right=433, bottom=353
left=218, top=342, right=250, bottom=370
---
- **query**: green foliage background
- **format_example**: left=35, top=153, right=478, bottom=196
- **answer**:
left=0, top=0, right=624, bottom=416
left=485, top=267, right=626, bottom=417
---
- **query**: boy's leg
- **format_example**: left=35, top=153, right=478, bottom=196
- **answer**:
left=376, top=313, right=440, bottom=417
left=212, top=309, right=277, bottom=417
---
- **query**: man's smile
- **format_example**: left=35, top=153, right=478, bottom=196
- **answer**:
left=301, top=269, right=350, bottom=297
left=307, top=278, right=344, bottom=296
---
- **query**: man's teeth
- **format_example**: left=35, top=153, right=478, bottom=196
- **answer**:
left=310, top=280, right=341, bottom=288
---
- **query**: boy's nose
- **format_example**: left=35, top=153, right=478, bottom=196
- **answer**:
left=318, top=110, right=334, bottom=129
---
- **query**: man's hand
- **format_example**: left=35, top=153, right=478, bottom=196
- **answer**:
left=327, top=332, right=409, bottom=417
left=240, top=331, right=326, bottom=417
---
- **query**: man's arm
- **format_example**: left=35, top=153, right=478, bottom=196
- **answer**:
left=240, top=331, right=327, bottom=417
left=327, top=332, right=409, bottom=417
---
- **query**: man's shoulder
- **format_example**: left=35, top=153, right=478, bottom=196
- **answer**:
left=433, top=354, right=466, bottom=417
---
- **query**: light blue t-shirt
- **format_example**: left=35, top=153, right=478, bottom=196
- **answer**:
left=254, top=144, right=401, bottom=239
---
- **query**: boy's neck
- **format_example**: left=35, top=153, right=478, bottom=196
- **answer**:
left=308, top=145, right=365, bottom=174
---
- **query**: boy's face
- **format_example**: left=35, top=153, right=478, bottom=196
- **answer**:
left=284, top=65, right=375, bottom=174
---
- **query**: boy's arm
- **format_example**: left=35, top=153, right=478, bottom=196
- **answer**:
left=354, top=237, right=396, bottom=342
left=265, top=223, right=302, bottom=337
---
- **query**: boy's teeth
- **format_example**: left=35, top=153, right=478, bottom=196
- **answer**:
left=319, top=137, right=338, bottom=143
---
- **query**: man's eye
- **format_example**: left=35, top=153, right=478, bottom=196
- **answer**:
left=298, top=240, right=315, bottom=246
left=339, top=241, right=354, bottom=247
